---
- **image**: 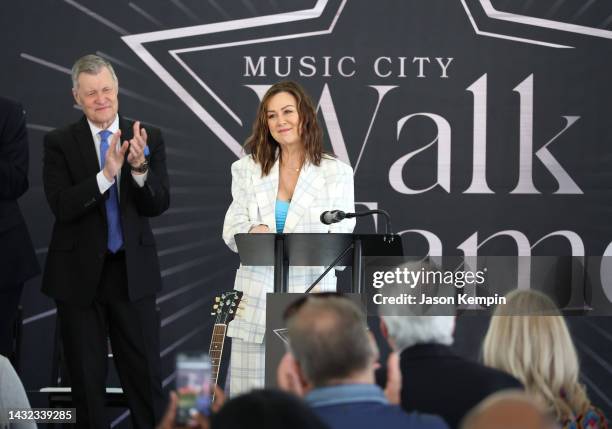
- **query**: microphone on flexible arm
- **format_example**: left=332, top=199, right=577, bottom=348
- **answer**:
left=320, top=209, right=394, bottom=237
left=320, top=210, right=353, bottom=225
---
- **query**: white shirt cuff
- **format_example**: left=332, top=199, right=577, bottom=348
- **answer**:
left=131, top=170, right=148, bottom=188
left=97, top=171, right=115, bottom=194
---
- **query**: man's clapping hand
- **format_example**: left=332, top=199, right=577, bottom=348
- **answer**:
left=102, top=129, right=128, bottom=181
left=127, top=121, right=147, bottom=170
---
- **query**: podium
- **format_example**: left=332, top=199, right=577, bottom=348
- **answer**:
left=235, top=233, right=403, bottom=387
left=234, top=233, right=403, bottom=293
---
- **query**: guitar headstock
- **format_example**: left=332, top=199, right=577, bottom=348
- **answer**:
left=211, top=290, right=243, bottom=325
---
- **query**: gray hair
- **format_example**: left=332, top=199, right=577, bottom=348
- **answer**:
left=380, top=259, right=455, bottom=350
left=382, top=315, right=454, bottom=351
left=71, top=54, right=118, bottom=90
left=286, top=296, right=375, bottom=387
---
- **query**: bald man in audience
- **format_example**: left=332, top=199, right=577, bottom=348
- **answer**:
left=461, top=391, right=559, bottom=429
left=278, top=294, right=449, bottom=429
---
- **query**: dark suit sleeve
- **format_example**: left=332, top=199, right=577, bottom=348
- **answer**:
left=0, top=100, right=29, bottom=200
left=43, top=132, right=105, bottom=223
left=130, top=127, right=170, bottom=217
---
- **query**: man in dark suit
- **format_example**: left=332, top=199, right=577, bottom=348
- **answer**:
left=0, top=96, right=40, bottom=363
left=42, top=54, right=169, bottom=428
left=379, top=293, right=522, bottom=427
left=381, top=319, right=523, bottom=428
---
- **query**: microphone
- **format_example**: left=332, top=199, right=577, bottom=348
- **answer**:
left=320, top=209, right=394, bottom=235
left=320, top=210, right=348, bottom=225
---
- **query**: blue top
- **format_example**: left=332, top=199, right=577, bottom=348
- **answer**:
left=275, top=200, right=290, bottom=233
left=306, top=384, right=449, bottom=429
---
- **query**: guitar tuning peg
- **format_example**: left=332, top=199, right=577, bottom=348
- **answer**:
left=229, top=309, right=234, bottom=314
left=213, top=304, right=219, bottom=309
left=210, top=312, right=216, bottom=316
left=215, top=297, right=221, bottom=303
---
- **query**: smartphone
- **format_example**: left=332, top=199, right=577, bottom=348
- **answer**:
left=175, top=353, right=212, bottom=425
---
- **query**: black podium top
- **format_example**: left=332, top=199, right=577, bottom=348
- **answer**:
left=235, top=233, right=402, bottom=266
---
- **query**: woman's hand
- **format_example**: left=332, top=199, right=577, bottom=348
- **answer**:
left=249, top=225, right=270, bottom=233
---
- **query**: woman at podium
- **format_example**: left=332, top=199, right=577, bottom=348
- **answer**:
left=222, top=81, right=355, bottom=396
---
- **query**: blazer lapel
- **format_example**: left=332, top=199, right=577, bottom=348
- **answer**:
left=253, top=159, right=278, bottom=232
left=118, top=116, right=134, bottom=210
left=74, top=116, right=100, bottom=178
left=283, top=162, right=325, bottom=233
left=74, top=116, right=105, bottom=218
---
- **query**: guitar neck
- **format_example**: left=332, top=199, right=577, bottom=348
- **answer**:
left=209, top=323, right=227, bottom=388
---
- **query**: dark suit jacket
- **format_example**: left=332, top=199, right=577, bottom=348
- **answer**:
left=42, top=115, right=170, bottom=304
left=379, top=343, right=523, bottom=429
left=0, top=96, right=40, bottom=288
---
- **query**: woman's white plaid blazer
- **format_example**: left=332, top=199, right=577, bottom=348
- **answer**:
left=222, top=154, right=356, bottom=344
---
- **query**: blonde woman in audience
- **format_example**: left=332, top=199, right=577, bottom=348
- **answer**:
left=483, top=289, right=608, bottom=429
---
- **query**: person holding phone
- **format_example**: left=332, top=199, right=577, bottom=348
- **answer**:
left=222, top=81, right=356, bottom=396
left=174, top=353, right=212, bottom=426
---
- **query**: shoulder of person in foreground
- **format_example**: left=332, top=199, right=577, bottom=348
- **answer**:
left=392, top=406, right=450, bottom=429
left=0, top=355, right=34, bottom=416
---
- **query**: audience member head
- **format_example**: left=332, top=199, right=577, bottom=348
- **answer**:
left=461, top=390, right=558, bottom=429
left=284, top=294, right=376, bottom=387
left=381, top=315, right=454, bottom=352
left=483, top=289, right=591, bottom=424
left=245, top=80, right=324, bottom=175
left=379, top=260, right=455, bottom=351
left=210, top=389, right=330, bottom=429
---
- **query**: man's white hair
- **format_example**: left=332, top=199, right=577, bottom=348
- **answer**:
left=382, top=315, right=455, bottom=351
left=380, top=259, right=455, bottom=351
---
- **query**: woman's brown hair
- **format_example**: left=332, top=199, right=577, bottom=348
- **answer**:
left=244, top=81, right=324, bottom=176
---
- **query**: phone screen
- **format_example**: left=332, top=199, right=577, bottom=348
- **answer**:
left=175, top=353, right=212, bottom=425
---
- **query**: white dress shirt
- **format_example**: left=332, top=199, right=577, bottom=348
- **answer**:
left=88, top=115, right=147, bottom=194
